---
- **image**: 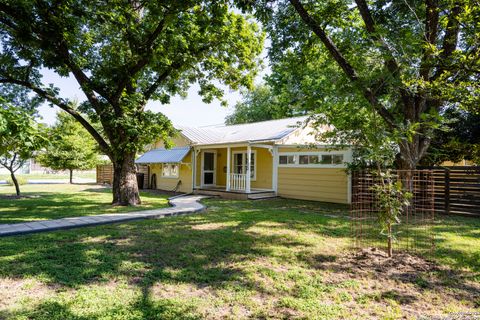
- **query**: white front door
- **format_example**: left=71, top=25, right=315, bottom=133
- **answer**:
left=201, top=151, right=216, bottom=186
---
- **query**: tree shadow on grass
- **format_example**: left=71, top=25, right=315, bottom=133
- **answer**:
left=0, top=190, right=169, bottom=224
left=0, top=199, right=352, bottom=318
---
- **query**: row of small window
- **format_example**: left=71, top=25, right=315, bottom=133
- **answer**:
left=279, top=154, right=344, bottom=165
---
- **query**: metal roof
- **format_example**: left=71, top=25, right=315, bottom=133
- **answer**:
left=135, top=146, right=190, bottom=164
left=178, top=116, right=308, bottom=145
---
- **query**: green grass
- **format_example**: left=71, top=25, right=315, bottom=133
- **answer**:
left=433, top=215, right=480, bottom=275
left=0, top=184, right=169, bottom=224
left=0, top=172, right=96, bottom=180
left=0, top=196, right=478, bottom=319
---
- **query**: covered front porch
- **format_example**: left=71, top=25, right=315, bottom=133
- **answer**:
left=192, top=143, right=277, bottom=199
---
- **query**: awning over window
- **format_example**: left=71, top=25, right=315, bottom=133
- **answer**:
left=135, top=146, right=190, bottom=164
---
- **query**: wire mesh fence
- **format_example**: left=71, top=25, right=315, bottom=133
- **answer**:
left=351, top=170, right=436, bottom=255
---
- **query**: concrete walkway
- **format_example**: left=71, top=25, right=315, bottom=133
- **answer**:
left=0, top=178, right=96, bottom=185
left=0, top=195, right=207, bottom=237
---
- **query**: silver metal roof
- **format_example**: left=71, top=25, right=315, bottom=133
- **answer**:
left=135, top=146, right=190, bottom=164
left=178, top=116, right=308, bottom=145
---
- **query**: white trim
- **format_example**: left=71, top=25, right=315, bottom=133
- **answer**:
left=346, top=148, right=353, bottom=204
left=275, top=144, right=347, bottom=148
left=250, top=144, right=274, bottom=150
left=232, top=150, right=257, bottom=181
left=194, top=143, right=249, bottom=149
left=278, top=150, right=349, bottom=168
left=201, top=150, right=217, bottom=187
left=226, top=146, right=231, bottom=191
left=191, top=149, right=195, bottom=190
left=246, top=145, right=251, bottom=193
left=272, top=145, right=278, bottom=193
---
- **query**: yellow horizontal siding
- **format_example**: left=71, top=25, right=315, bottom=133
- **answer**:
left=149, top=151, right=193, bottom=193
left=278, top=167, right=348, bottom=204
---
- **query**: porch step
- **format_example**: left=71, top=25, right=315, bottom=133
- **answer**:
left=247, top=192, right=278, bottom=200
left=193, top=188, right=277, bottom=200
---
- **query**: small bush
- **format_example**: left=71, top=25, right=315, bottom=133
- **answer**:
left=5, top=176, right=28, bottom=186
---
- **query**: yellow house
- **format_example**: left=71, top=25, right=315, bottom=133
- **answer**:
left=135, top=117, right=352, bottom=204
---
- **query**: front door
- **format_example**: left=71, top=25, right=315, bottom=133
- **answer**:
left=202, top=151, right=216, bottom=186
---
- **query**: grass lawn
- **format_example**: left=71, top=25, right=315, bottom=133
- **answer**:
left=0, top=172, right=96, bottom=181
left=0, top=184, right=169, bottom=224
left=0, top=197, right=478, bottom=319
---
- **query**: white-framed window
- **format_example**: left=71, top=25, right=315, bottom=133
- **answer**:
left=232, top=150, right=256, bottom=180
left=279, top=155, right=296, bottom=165
left=161, top=163, right=179, bottom=178
left=278, top=151, right=347, bottom=168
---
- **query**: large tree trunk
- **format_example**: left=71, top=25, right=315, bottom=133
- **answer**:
left=69, top=169, right=73, bottom=184
left=396, top=136, right=430, bottom=192
left=111, top=152, right=141, bottom=206
left=10, top=171, right=20, bottom=196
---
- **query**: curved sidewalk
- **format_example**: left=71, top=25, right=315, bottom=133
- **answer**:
left=0, top=195, right=207, bottom=237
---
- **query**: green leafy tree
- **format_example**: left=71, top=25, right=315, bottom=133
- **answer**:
left=240, top=0, right=480, bottom=173
left=421, top=107, right=480, bottom=166
left=0, top=104, right=46, bottom=196
left=37, top=111, right=100, bottom=184
left=0, top=1, right=264, bottom=205
left=226, top=84, right=297, bottom=124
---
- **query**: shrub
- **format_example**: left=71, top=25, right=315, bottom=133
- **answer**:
left=5, top=176, right=28, bottom=186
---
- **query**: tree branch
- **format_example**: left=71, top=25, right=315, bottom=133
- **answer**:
left=289, top=0, right=397, bottom=129
left=112, top=15, right=170, bottom=101
left=0, top=77, right=112, bottom=157
left=289, top=0, right=359, bottom=82
left=432, top=3, right=462, bottom=80
left=354, top=0, right=401, bottom=77
left=419, top=0, right=439, bottom=80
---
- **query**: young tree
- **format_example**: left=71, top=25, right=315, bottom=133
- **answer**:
left=0, top=105, right=46, bottom=196
left=37, top=111, right=100, bottom=184
left=240, top=0, right=480, bottom=173
left=0, top=1, right=264, bottom=205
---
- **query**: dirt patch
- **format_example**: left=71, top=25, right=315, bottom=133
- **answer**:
left=307, top=248, right=480, bottom=318
left=340, top=248, right=438, bottom=280
left=0, top=278, right=54, bottom=311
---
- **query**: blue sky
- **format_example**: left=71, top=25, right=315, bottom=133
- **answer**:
left=37, top=69, right=246, bottom=127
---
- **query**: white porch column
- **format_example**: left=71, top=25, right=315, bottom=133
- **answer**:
left=272, top=146, right=278, bottom=193
left=192, top=147, right=196, bottom=189
left=226, top=146, right=231, bottom=191
left=246, top=145, right=251, bottom=193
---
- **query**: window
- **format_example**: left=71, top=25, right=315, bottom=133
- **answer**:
left=298, top=155, right=320, bottom=165
left=321, top=155, right=333, bottom=164
left=233, top=151, right=256, bottom=179
left=234, top=153, right=244, bottom=174
left=279, top=155, right=296, bottom=164
left=309, top=155, right=320, bottom=164
left=333, top=155, right=344, bottom=164
left=162, top=163, right=179, bottom=178
left=278, top=153, right=346, bottom=166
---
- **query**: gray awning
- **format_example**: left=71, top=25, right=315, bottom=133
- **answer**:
left=136, top=146, right=190, bottom=164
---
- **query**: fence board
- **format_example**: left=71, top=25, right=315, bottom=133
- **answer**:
left=419, top=166, right=480, bottom=216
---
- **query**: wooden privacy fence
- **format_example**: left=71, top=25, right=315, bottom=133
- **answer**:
left=96, top=164, right=149, bottom=189
left=421, top=166, right=480, bottom=216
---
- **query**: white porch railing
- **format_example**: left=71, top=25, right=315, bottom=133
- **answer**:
left=230, top=173, right=247, bottom=191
